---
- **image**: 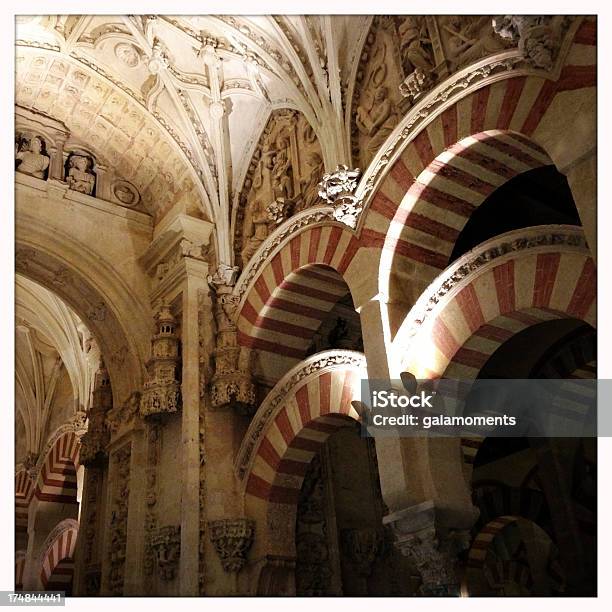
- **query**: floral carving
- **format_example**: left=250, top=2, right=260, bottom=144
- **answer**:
left=209, top=519, right=255, bottom=573
left=318, top=165, right=362, bottom=229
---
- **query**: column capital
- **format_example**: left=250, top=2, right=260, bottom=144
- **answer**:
left=383, top=500, right=476, bottom=595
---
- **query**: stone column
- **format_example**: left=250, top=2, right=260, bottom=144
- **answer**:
left=48, top=132, right=67, bottom=181
left=95, top=163, right=112, bottom=201
left=383, top=500, right=472, bottom=596
left=138, top=214, right=214, bottom=595
left=73, top=466, right=107, bottom=595
left=203, top=267, right=255, bottom=595
left=179, top=269, right=209, bottom=595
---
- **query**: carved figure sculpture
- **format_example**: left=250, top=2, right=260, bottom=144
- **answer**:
left=356, top=87, right=399, bottom=156
left=397, top=16, right=434, bottom=75
left=66, top=154, right=96, bottom=195
left=270, top=146, right=293, bottom=201
left=297, top=151, right=324, bottom=212
left=442, top=16, right=506, bottom=69
left=241, top=199, right=270, bottom=267
left=16, top=136, right=50, bottom=179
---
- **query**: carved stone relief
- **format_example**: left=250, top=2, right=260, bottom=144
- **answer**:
left=106, top=391, right=141, bottom=435
left=439, top=16, right=509, bottom=73
left=82, top=468, right=102, bottom=595
left=111, top=179, right=141, bottom=208
left=150, top=525, right=181, bottom=581
left=15, top=133, right=50, bottom=179
left=140, top=303, right=182, bottom=418
left=209, top=519, right=255, bottom=573
left=207, top=277, right=256, bottom=413
left=115, top=43, right=142, bottom=68
left=80, top=361, right=112, bottom=465
left=236, top=110, right=324, bottom=268
left=65, top=151, right=96, bottom=195
left=144, top=423, right=161, bottom=580
left=352, top=17, right=407, bottom=168
left=107, top=444, right=131, bottom=595
left=295, top=453, right=334, bottom=595
left=351, top=16, right=516, bottom=167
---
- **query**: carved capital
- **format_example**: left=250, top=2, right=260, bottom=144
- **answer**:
left=207, top=263, right=240, bottom=288
left=383, top=500, right=474, bottom=595
left=208, top=284, right=256, bottom=413
left=209, top=518, right=255, bottom=573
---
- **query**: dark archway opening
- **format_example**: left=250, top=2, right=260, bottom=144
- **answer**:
left=450, top=166, right=581, bottom=263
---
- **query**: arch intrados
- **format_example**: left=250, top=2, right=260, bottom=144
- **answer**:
left=15, top=227, right=146, bottom=404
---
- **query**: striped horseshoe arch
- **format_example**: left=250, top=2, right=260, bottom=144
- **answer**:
left=377, top=130, right=554, bottom=311
left=394, top=227, right=595, bottom=381
left=464, top=515, right=564, bottom=596
left=237, top=224, right=360, bottom=382
left=239, top=351, right=366, bottom=509
left=35, top=432, right=80, bottom=504
left=39, top=519, right=78, bottom=591
left=356, top=21, right=595, bottom=327
left=16, top=469, right=34, bottom=532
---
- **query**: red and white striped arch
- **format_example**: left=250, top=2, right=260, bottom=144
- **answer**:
left=40, top=521, right=77, bottom=590
left=16, top=470, right=34, bottom=532
left=353, top=21, right=595, bottom=326
left=360, top=20, right=595, bottom=241
left=464, top=516, right=533, bottom=595
left=377, top=130, right=553, bottom=315
left=35, top=432, right=80, bottom=504
left=393, top=231, right=595, bottom=380
left=237, top=224, right=360, bottom=382
left=239, top=351, right=366, bottom=510
left=463, top=515, right=563, bottom=596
